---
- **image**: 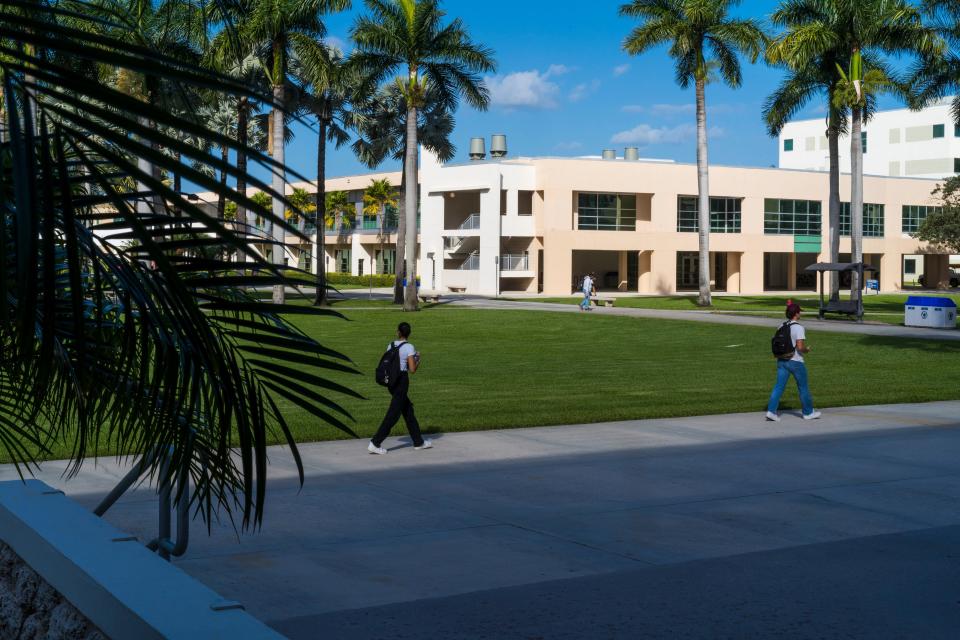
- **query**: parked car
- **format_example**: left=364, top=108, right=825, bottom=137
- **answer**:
left=918, top=268, right=960, bottom=288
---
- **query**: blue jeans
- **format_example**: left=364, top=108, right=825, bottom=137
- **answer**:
left=580, top=291, right=591, bottom=309
left=767, top=359, right=814, bottom=416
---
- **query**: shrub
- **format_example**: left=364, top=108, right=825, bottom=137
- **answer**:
left=324, top=273, right=396, bottom=287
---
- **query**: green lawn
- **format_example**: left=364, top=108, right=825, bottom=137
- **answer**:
left=269, top=306, right=960, bottom=446
left=523, top=293, right=960, bottom=326
left=14, top=306, right=960, bottom=463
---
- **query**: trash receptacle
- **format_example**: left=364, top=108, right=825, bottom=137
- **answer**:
left=905, top=296, right=957, bottom=329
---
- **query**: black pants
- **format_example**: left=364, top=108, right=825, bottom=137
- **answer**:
left=372, top=373, right=424, bottom=447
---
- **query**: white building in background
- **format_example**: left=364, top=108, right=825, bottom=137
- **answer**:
left=779, top=99, right=960, bottom=179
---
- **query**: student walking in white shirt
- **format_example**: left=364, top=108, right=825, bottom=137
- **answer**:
left=766, top=302, right=821, bottom=422
left=368, top=322, right=433, bottom=455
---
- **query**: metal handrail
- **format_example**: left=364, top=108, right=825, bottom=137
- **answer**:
left=94, top=441, right=200, bottom=561
left=458, top=214, right=480, bottom=230
left=458, top=253, right=480, bottom=270
left=500, top=254, right=529, bottom=271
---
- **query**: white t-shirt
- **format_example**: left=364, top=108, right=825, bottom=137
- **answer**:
left=789, top=323, right=806, bottom=362
left=582, top=276, right=594, bottom=293
left=389, top=340, right=416, bottom=372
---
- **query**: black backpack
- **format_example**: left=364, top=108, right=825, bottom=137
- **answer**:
left=771, top=321, right=796, bottom=360
left=375, top=341, right=404, bottom=387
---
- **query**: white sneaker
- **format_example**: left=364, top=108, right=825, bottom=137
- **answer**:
left=765, top=411, right=780, bottom=422
left=367, top=442, right=387, bottom=455
left=802, top=411, right=822, bottom=420
left=414, top=440, right=433, bottom=451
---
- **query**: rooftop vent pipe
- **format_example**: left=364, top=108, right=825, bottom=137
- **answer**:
left=469, top=137, right=486, bottom=161
left=490, top=134, right=508, bottom=158
left=624, top=147, right=639, bottom=161
left=602, top=149, right=617, bottom=160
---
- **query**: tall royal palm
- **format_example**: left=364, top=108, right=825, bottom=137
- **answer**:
left=911, top=2, right=960, bottom=147
left=242, top=0, right=349, bottom=304
left=352, top=0, right=495, bottom=311
left=295, top=43, right=359, bottom=306
left=766, top=9, right=848, bottom=300
left=768, top=0, right=938, bottom=289
left=621, top=0, right=765, bottom=307
left=352, top=80, right=456, bottom=304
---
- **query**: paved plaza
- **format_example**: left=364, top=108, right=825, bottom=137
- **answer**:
left=3, top=401, right=960, bottom=638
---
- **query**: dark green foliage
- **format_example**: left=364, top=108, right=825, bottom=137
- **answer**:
left=0, top=0, right=358, bottom=529
left=917, top=176, right=960, bottom=253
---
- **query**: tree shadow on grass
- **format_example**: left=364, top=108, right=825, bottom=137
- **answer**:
left=855, top=335, right=960, bottom=353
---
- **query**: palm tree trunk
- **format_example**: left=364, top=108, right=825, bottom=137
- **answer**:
left=314, top=121, right=329, bottom=306
left=827, top=105, right=841, bottom=300
left=237, top=97, right=251, bottom=234
left=270, top=83, right=286, bottom=305
left=850, top=104, right=863, bottom=291
left=695, top=78, right=712, bottom=307
left=217, top=144, right=228, bottom=219
left=403, top=104, right=419, bottom=312
left=393, top=169, right=407, bottom=305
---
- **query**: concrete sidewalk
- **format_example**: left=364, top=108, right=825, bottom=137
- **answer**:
left=454, top=297, right=960, bottom=341
left=4, top=402, right=960, bottom=638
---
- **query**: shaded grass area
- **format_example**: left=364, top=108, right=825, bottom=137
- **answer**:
left=15, top=307, right=960, bottom=463
left=523, top=294, right=960, bottom=326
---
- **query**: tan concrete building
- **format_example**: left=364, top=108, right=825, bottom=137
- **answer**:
left=417, top=150, right=951, bottom=296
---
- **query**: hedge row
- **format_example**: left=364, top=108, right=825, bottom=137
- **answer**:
left=325, top=273, right=396, bottom=287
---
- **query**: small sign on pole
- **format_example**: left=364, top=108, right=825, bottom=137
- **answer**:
left=866, top=279, right=879, bottom=294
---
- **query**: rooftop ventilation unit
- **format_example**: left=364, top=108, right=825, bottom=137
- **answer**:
left=624, top=147, right=639, bottom=161
left=602, top=149, right=617, bottom=160
left=469, top=137, right=486, bottom=161
left=490, top=134, right=508, bottom=158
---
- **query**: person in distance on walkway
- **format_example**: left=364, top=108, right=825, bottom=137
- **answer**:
left=368, top=322, right=433, bottom=455
left=766, top=301, right=821, bottom=422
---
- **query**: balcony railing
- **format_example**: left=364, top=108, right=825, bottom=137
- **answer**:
left=500, top=253, right=530, bottom=271
left=458, top=214, right=481, bottom=231
left=458, top=253, right=480, bottom=270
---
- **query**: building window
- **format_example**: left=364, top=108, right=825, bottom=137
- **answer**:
left=933, top=124, right=945, bottom=138
left=955, top=158, right=960, bottom=173
left=904, top=258, right=916, bottom=275
left=840, top=203, right=885, bottom=237
left=334, top=249, right=351, bottom=274
left=577, top=193, right=636, bottom=231
left=902, top=205, right=942, bottom=235
left=861, top=131, right=868, bottom=154
left=677, top=196, right=742, bottom=233
left=764, top=199, right=822, bottom=235
left=783, top=138, right=794, bottom=152
left=375, top=248, right=396, bottom=275
left=955, top=125, right=960, bottom=137
left=362, top=212, right=378, bottom=230
left=384, top=205, right=399, bottom=230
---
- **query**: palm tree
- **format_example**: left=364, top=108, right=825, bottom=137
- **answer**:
left=768, top=0, right=939, bottom=291
left=241, top=0, right=349, bottom=304
left=364, top=178, right=400, bottom=274
left=1, top=0, right=359, bottom=534
left=620, top=0, right=765, bottom=307
left=327, top=190, right=355, bottom=230
left=294, top=42, right=360, bottom=306
left=351, top=0, right=495, bottom=311
left=910, top=2, right=960, bottom=148
left=766, top=8, right=848, bottom=300
left=351, top=80, right=457, bottom=304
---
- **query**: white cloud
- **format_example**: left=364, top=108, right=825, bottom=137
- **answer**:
left=613, top=64, right=630, bottom=77
left=621, top=102, right=745, bottom=117
left=610, top=123, right=725, bottom=145
left=569, top=79, right=601, bottom=102
left=325, top=35, right=348, bottom=53
left=485, top=67, right=569, bottom=109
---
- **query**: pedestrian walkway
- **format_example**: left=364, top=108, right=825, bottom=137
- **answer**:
left=453, top=297, right=960, bottom=341
left=5, top=401, right=959, bottom=638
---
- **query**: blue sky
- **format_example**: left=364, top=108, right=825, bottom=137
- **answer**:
left=284, top=0, right=906, bottom=181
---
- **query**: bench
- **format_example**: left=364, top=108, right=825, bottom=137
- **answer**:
left=419, top=294, right=442, bottom=304
left=590, top=296, right=614, bottom=308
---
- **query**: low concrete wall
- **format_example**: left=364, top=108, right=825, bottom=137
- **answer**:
left=0, top=480, right=285, bottom=640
